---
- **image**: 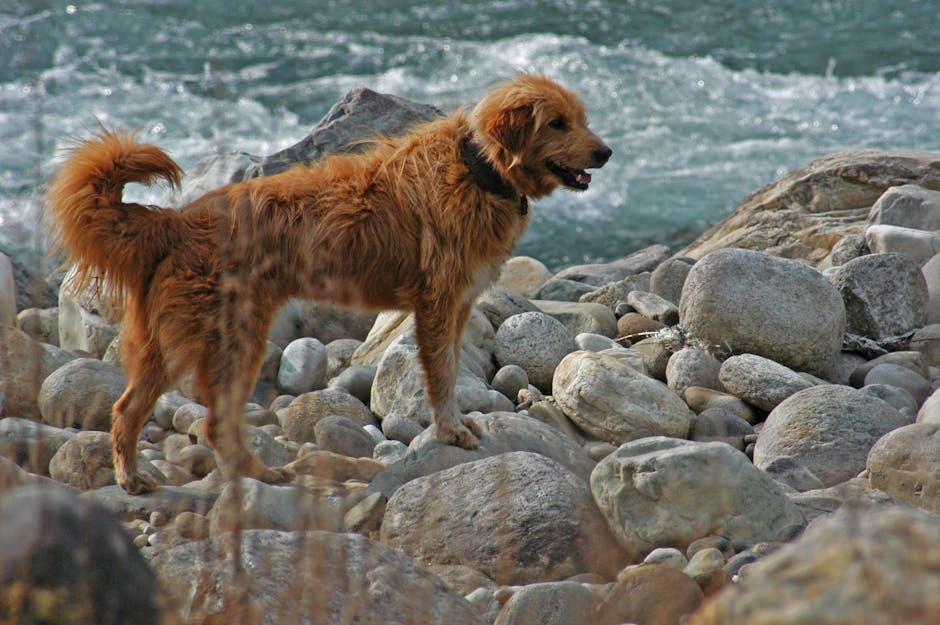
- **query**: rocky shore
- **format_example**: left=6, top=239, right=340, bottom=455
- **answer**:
left=2, top=90, right=940, bottom=625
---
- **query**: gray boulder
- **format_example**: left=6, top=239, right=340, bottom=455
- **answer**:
left=530, top=300, right=618, bottom=338
left=267, top=298, right=376, bottom=346
left=864, top=363, right=932, bottom=406
left=0, top=486, right=162, bottom=625
left=49, top=431, right=166, bottom=491
left=327, top=364, right=375, bottom=405
left=496, top=256, right=552, bottom=297
left=626, top=290, right=679, bottom=325
left=490, top=364, right=529, bottom=404
left=918, top=388, right=940, bottom=424
left=208, top=477, right=345, bottom=534
left=1, top=325, right=76, bottom=419
left=849, top=351, right=929, bottom=387
left=38, top=358, right=126, bottom=431
left=281, top=388, right=374, bottom=443
left=911, top=324, right=940, bottom=366
left=922, top=253, right=940, bottom=324
left=324, top=337, right=362, bottom=379
left=277, top=337, right=327, bottom=395
left=575, top=332, right=618, bottom=352
left=678, top=150, right=940, bottom=264
left=867, top=423, right=940, bottom=514
left=352, top=308, right=495, bottom=380
left=171, top=402, right=207, bottom=433
left=0, top=417, right=74, bottom=475
left=552, top=245, right=670, bottom=286
left=666, top=347, right=723, bottom=397
left=860, top=384, right=919, bottom=418
left=828, top=253, right=927, bottom=340
left=628, top=337, right=673, bottom=381
left=152, top=529, right=484, bottom=625
left=57, top=291, right=118, bottom=359
left=15, top=306, right=59, bottom=346
left=788, top=476, right=907, bottom=524
left=369, top=412, right=596, bottom=496
left=173, top=87, right=441, bottom=202
left=534, top=278, right=595, bottom=302
left=153, top=391, right=187, bottom=430
left=865, top=224, right=940, bottom=266
left=867, top=183, right=940, bottom=230
left=475, top=286, right=539, bottom=330
left=718, top=354, right=814, bottom=412
left=244, top=425, right=295, bottom=468
left=759, top=456, right=825, bottom=492
left=578, top=272, right=651, bottom=309
left=81, top=484, right=216, bottom=522
left=553, top=351, right=693, bottom=444
left=0, top=252, right=15, bottom=324
left=314, top=415, right=376, bottom=458
left=650, top=258, right=694, bottom=305
left=596, top=563, right=704, bottom=625
left=754, top=385, right=911, bottom=487
left=380, top=413, right=425, bottom=445
left=679, top=248, right=845, bottom=378
left=827, top=233, right=871, bottom=266
left=495, top=312, right=576, bottom=391
left=373, top=439, right=408, bottom=464
left=381, top=452, right=624, bottom=584
left=372, top=332, right=491, bottom=424
left=493, top=581, right=599, bottom=625
left=591, top=438, right=804, bottom=560
left=685, top=506, right=940, bottom=625
left=689, top=408, right=754, bottom=451
left=246, top=87, right=443, bottom=179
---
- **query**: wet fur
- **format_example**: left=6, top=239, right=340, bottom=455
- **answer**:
left=47, top=75, right=609, bottom=494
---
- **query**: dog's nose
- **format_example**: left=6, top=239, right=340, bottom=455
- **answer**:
left=593, top=145, right=613, bottom=165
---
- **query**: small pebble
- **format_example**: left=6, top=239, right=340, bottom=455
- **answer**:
left=491, top=365, right=529, bottom=404
left=643, top=547, right=688, bottom=570
left=373, top=439, right=408, bottom=464
left=142, top=422, right=166, bottom=443
left=270, top=394, right=296, bottom=411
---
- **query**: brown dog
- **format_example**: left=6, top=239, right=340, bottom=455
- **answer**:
left=48, top=75, right=610, bottom=494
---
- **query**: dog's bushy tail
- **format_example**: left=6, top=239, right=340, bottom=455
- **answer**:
left=48, top=129, right=184, bottom=305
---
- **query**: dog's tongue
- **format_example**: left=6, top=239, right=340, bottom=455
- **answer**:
left=576, top=171, right=592, bottom=184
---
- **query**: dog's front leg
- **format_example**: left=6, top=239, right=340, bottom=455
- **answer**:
left=415, top=298, right=482, bottom=449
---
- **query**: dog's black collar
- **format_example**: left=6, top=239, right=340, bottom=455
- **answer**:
left=460, top=136, right=528, bottom=215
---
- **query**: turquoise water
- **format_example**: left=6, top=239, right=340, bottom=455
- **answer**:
left=2, top=1, right=939, bottom=269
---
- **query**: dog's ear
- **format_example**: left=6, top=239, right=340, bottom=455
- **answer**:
left=485, top=105, right=533, bottom=166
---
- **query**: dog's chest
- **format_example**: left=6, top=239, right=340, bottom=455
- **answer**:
left=464, top=262, right=503, bottom=303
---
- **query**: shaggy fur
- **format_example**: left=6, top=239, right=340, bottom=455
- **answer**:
left=48, top=75, right=610, bottom=494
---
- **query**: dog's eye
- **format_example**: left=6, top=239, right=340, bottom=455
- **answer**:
left=548, top=117, right=567, bottom=130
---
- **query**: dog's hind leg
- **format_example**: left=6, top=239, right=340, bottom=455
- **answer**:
left=197, top=334, right=293, bottom=485
left=416, top=298, right=480, bottom=449
left=112, top=341, right=168, bottom=495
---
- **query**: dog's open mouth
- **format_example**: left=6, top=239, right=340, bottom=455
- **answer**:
left=546, top=160, right=592, bottom=190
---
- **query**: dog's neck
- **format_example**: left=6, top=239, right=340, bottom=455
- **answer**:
left=460, top=136, right=528, bottom=216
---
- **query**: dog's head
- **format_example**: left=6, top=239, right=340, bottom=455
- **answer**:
left=470, top=74, right=611, bottom=199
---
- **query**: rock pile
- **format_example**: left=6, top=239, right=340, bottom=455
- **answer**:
left=3, top=89, right=940, bottom=625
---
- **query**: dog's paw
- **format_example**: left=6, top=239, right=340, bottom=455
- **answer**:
left=464, top=416, right=483, bottom=439
left=118, top=471, right=159, bottom=496
left=436, top=416, right=481, bottom=450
